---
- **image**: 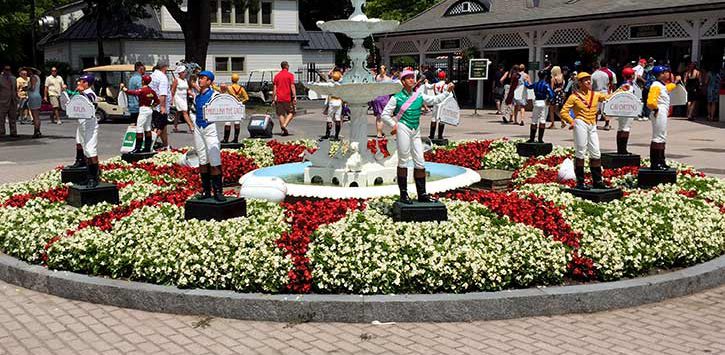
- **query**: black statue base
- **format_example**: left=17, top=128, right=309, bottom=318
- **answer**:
left=220, top=142, right=244, bottom=150
left=638, top=168, right=677, bottom=188
left=184, top=197, right=247, bottom=222
left=61, top=166, right=89, bottom=184
left=121, top=151, right=157, bottom=164
left=565, top=187, right=623, bottom=203
left=601, top=153, right=641, bottom=169
left=67, top=183, right=120, bottom=208
left=392, top=201, right=448, bottom=222
left=431, top=138, right=449, bottom=146
left=474, top=169, right=513, bottom=192
left=516, top=142, right=553, bottom=158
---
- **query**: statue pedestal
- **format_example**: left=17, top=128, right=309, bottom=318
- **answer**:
left=221, top=142, right=244, bottom=150
left=516, top=142, right=553, bottom=158
left=121, top=151, right=157, bottom=164
left=67, top=183, right=120, bottom=207
left=638, top=168, right=677, bottom=188
left=392, top=201, right=448, bottom=222
left=601, top=153, right=641, bottom=169
left=61, top=166, right=88, bottom=184
left=565, top=187, right=623, bottom=203
left=184, top=197, right=247, bottom=222
left=473, top=169, right=513, bottom=192
left=431, top=138, right=449, bottom=146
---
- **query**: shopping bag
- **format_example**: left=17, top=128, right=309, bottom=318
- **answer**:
left=120, top=126, right=137, bottom=153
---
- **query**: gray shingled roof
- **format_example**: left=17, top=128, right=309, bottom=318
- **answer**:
left=390, top=0, right=725, bottom=35
left=40, top=7, right=341, bottom=51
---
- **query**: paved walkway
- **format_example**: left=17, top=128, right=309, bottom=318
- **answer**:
left=1, top=108, right=724, bottom=354
left=1, top=280, right=724, bottom=354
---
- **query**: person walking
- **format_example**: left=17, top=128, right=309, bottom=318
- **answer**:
left=684, top=61, right=702, bottom=121
left=127, top=62, right=145, bottom=131
left=171, top=65, right=194, bottom=134
left=149, top=61, right=171, bottom=150
left=0, top=65, right=18, bottom=137
left=44, top=67, right=65, bottom=125
left=548, top=66, right=565, bottom=129
left=493, top=64, right=505, bottom=115
left=273, top=61, right=296, bottom=136
left=501, top=65, right=518, bottom=124
left=705, top=63, right=721, bottom=122
left=26, top=68, right=43, bottom=138
left=16, top=69, right=30, bottom=124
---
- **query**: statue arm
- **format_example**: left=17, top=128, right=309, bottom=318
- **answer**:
left=380, top=96, right=398, bottom=128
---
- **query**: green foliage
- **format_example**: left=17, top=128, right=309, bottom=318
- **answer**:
left=365, top=0, right=441, bottom=22
left=0, top=0, right=75, bottom=64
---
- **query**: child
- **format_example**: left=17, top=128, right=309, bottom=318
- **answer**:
left=121, top=75, right=159, bottom=153
left=193, top=71, right=225, bottom=201
left=526, top=70, right=555, bottom=143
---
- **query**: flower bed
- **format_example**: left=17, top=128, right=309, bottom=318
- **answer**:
left=0, top=138, right=723, bottom=295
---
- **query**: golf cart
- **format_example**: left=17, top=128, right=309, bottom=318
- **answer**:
left=82, top=64, right=175, bottom=123
left=244, top=69, right=276, bottom=103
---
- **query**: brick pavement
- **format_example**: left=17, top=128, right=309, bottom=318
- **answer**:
left=0, top=280, right=724, bottom=354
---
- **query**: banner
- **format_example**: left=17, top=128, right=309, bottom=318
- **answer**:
left=436, top=96, right=461, bottom=126
left=203, top=93, right=245, bottom=122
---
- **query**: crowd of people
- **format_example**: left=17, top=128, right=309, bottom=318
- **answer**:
left=492, top=57, right=722, bottom=136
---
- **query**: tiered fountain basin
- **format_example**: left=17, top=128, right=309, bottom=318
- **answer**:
left=240, top=162, right=481, bottom=199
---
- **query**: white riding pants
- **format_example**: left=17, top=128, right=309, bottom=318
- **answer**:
left=327, top=99, right=342, bottom=123
left=193, top=122, right=221, bottom=166
left=573, top=119, right=601, bottom=160
left=651, top=104, right=668, bottom=143
left=531, top=100, right=548, bottom=125
left=616, top=116, right=634, bottom=132
left=396, top=123, right=425, bottom=169
left=136, top=106, right=153, bottom=133
left=75, top=118, right=98, bottom=157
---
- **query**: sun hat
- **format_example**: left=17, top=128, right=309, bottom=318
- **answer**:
left=174, top=65, right=186, bottom=75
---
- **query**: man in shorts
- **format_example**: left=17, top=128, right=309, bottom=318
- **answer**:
left=273, top=61, right=296, bottom=136
left=44, top=67, right=65, bottom=124
left=149, top=61, right=171, bottom=150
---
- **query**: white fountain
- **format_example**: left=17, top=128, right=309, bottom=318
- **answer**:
left=239, top=0, right=481, bottom=199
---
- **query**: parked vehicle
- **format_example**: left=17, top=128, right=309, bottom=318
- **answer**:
left=244, top=69, right=276, bottom=103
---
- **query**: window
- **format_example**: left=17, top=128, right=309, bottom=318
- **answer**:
left=248, top=0, right=259, bottom=24
left=215, top=57, right=245, bottom=72
left=444, top=0, right=489, bottom=16
left=221, top=0, right=232, bottom=23
left=231, top=57, right=245, bottom=72
left=215, top=57, right=229, bottom=72
left=210, top=0, right=218, bottom=23
left=261, top=2, right=272, bottom=24
left=234, top=0, right=246, bottom=23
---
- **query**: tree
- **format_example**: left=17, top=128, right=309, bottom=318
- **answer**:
left=364, top=0, right=440, bottom=22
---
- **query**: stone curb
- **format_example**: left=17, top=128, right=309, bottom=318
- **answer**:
left=1, top=252, right=723, bottom=323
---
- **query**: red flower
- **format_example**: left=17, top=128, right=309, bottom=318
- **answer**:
left=267, top=140, right=315, bottom=165
left=425, top=141, right=492, bottom=170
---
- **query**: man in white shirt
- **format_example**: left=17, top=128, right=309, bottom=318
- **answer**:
left=149, top=61, right=171, bottom=150
left=591, top=60, right=615, bottom=130
left=44, top=67, right=65, bottom=125
left=633, top=58, right=646, bottom=83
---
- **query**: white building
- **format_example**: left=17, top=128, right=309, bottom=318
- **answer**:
left=39, top=0, right=341, bottom=83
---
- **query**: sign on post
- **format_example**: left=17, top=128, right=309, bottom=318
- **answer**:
left=203, top=93, right=245, bottom=123
left=603, top=92, right=643, bottom=118
left=65, top=95, right=95, bottom=119
left=436, top=96, right=461, bottom=126
left=468, top=59, right=490, bottom=80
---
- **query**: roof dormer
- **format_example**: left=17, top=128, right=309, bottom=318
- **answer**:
left=444, top=0, right=490, bottom=17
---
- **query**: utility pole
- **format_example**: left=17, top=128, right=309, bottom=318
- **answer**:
left=31, top=0, right=37, bottom=67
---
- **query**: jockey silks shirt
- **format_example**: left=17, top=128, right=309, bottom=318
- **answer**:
left=381, top=88, right=451, bottom=130
left=194, top=88, right=216, bottom=129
